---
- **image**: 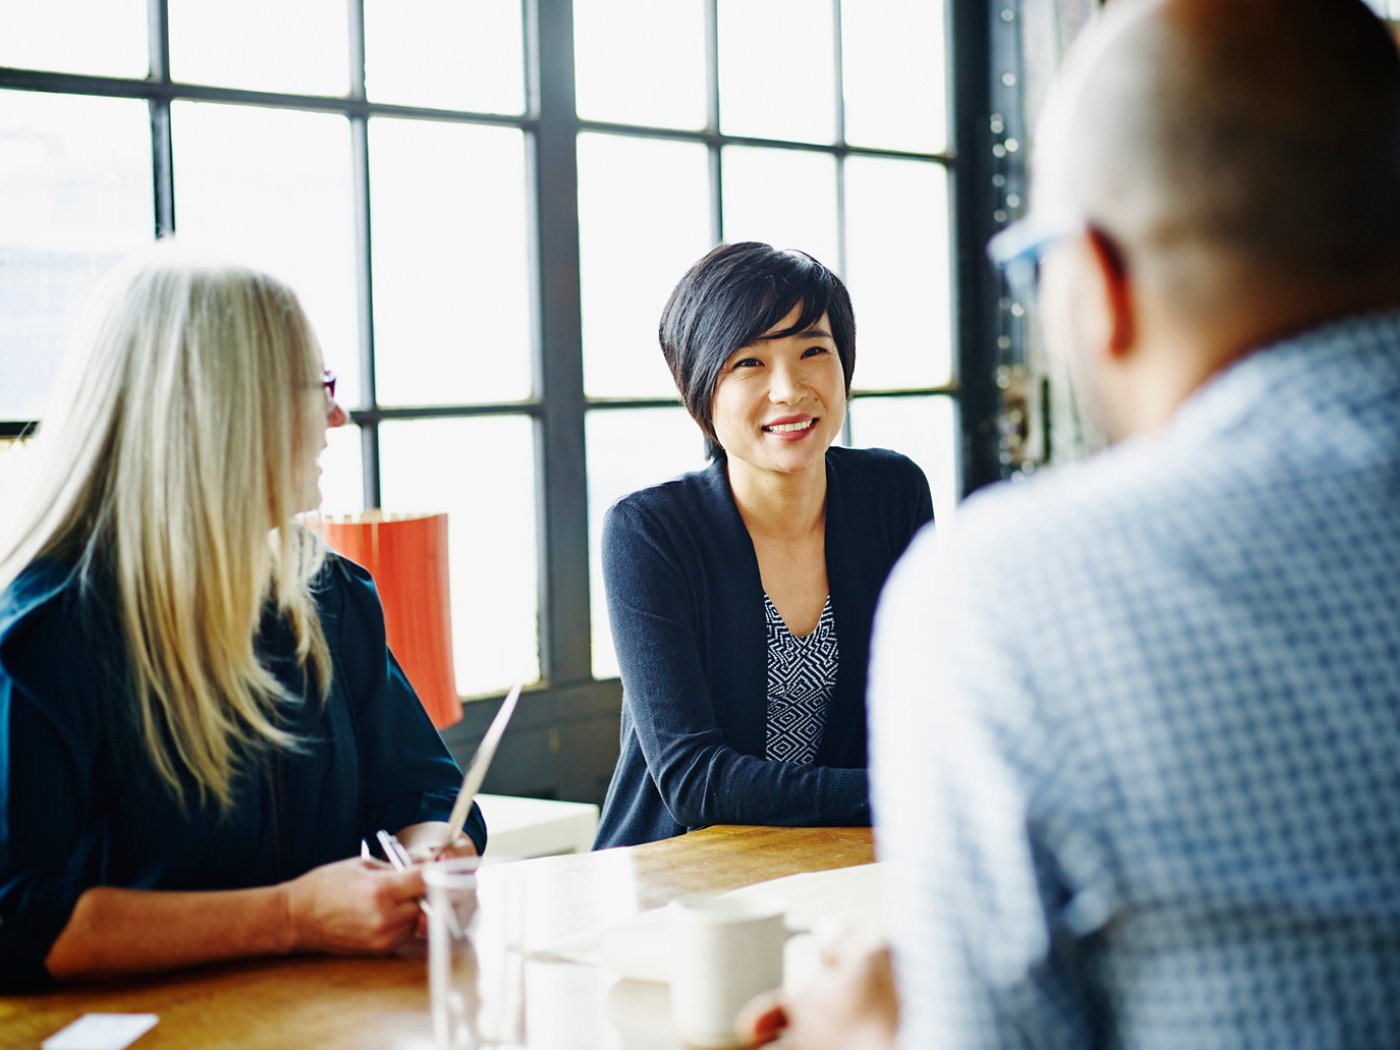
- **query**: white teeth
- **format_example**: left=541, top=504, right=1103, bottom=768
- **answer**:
left=765, top=419, right=815, bottom=434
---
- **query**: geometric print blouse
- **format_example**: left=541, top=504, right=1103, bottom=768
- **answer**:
left=763, top=593, right=837, bottom=764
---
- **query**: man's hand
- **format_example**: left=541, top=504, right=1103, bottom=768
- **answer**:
left=739, top=936, right=899, bottom=1050
left=283, top=857, right=426, bottom=955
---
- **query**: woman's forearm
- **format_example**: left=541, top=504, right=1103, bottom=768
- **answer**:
left=44, top=856, right=428, bottom=981
left=45, top=882, right=292, bottom=980
left=663, top=754, right=869, bottom=829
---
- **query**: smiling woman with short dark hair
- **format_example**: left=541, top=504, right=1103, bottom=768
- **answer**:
left=593, top=241, right=934, bottom=849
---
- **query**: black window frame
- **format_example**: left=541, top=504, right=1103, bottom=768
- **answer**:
left=0, top=0, right=1015, bottom=801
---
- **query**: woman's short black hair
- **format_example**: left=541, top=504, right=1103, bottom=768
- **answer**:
left=658, top=242, right=856, bottom=460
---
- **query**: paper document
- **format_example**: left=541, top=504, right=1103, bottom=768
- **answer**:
left=439, top=682, right=523, bottom=853
left=539, top=862, right=892, bottom=990
left=43, top=1013, right=158, bottom=1050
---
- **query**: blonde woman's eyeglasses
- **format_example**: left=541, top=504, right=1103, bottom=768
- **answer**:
left=321, top=370, right=338, bottom=414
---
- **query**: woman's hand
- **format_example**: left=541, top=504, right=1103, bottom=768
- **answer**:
left=395, top=820, right=479, bottom=863
left=283, top=857, right=426, bottom=955
left=388, top=822, right=479, bottom=942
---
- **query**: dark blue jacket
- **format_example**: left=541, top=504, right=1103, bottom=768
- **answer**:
left=594, top=446, right=933, bottom=849
left=0, top=553, right=485, bottom=991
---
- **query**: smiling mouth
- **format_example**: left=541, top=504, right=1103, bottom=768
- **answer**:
left=763, top=418, right=817, bottom=434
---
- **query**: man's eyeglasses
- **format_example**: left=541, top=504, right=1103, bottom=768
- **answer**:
left=986, top=216, right=1080, bottom=304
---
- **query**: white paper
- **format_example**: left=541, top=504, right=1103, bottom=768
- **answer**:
left=539, top=862, right=892, bottom=987
left=723, top=863, right=892, bottom=938
left=43, top=1013, right=158, bottom=1050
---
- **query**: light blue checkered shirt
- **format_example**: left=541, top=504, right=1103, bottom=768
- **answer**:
left=869, top=312, right=1400, bottom=1049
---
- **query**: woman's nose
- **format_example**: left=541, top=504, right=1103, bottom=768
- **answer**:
left=767, top=361, right=805, bottom=403
left=327, top=400, right=349, bottom=428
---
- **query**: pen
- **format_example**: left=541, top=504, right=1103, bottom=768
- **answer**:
left=377, top=829, right=464, bottom=939
left=376, top=829, right=414, bottom=870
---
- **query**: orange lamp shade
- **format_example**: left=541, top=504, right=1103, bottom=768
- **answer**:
left=319, top=512, right=462, bottom=730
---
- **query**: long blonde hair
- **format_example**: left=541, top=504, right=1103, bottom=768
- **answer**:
left=0, top=244, right=333, bottom=812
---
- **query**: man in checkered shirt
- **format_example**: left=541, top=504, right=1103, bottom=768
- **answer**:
left=742, top=0, right=1400, bottom=1047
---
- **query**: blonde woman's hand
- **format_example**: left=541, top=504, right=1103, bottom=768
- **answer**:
left=284, top=857, right=426, bottom=955
left=396, top=820, right=479, bottom=864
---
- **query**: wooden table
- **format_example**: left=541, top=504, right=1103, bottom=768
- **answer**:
left=2, top=825, right=873, bottom=1049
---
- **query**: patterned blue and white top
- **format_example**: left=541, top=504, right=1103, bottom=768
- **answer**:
left=869, top=311, right=1400, bottom=1049
left=764, top=594, right=838, bottom=765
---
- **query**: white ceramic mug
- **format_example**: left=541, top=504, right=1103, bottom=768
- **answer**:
left=667, top=892, right=787, bottom=1048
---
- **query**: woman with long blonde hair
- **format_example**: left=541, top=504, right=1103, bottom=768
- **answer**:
left=0, top=244, right=484, bottom=989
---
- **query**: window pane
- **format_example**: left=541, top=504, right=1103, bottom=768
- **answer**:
left=718, top=0, right=836, bottom=144
left=0, top=0, right=147, bottom=77
left=172, top=102, right=361, bottom=408
left=317, top=424, right=365, bottom=515
left=168, top=0, right=349, bottom=96
left=574, top=0, right=707, bottom=130
left=364, top=0, right=524, bottom=114
left=369, top=119, right=531, bottom=406
left=846, top=395, right=960, bottom=524
left=577, top=133, right=712, bottom=398
left=843, top=157, right=951, bottom=390
left=380, top=417, right=540, bottom=695
left=0, top=91, right=153, bottom=419
left=586, top=407, right=708, bottom=678
left=0, top=438, right=37, bottom=514
left=720, top=145, right=839, bottom=270
left=841, top=0, right=949, bottom=153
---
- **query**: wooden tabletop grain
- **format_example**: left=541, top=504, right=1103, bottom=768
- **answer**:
left=2, top=825, right=874, bottom=1049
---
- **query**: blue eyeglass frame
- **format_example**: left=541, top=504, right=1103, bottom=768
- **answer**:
left=986, top=215, right=1082, bottom=300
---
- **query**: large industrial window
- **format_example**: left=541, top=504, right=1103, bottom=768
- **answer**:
left=0, top=1, right=994, bottom=750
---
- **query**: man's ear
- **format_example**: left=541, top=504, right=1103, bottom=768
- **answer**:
left=1083, top=226, right=1134, bottom=359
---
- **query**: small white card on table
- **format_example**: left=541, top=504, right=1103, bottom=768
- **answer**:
left=43, top=1013, right=158, bottom=1050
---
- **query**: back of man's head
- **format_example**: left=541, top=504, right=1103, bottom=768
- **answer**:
left=1038, top=0, right=1400, bottom=311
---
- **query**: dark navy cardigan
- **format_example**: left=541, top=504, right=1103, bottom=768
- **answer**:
left=594, top=445, right=934, bottom=849
left=0, top=553, right=485, bottom=991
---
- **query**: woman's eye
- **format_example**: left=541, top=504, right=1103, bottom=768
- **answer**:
left=802, top=345, right=832, bottom=358
left=732, top=357, right=762, bottom=369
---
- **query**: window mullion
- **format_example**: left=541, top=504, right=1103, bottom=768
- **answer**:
left=531, top=0, right=592, bottom=686
left=949, top=0, right=1005, bottom=497
left=347, top=0, right=382, bottom=507
left=148, top=0, right=174, bottom=237
left=704, top=0, right=722, bottom=243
